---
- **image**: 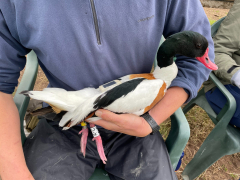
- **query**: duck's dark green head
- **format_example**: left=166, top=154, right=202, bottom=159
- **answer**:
left=173, top=31, right=209, bottom=58
left=157, top=31, right=218, bottom=70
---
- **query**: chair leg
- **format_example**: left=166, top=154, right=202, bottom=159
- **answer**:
left=182, top=125, right=240, bottom=180
left=165, top=108, right=190, bottom=169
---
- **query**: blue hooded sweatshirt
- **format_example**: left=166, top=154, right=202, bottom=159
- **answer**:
left=0, top=0, right=214, bottom=102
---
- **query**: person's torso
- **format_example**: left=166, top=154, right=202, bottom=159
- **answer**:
left=2, top=0, right=168, bottom=90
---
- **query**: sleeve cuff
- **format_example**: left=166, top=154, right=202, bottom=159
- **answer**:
left=169, top=78, right=198, bottom=104
left=0, top=88, right=15, bottom=95
left=231, top=69, right=240, bottom=87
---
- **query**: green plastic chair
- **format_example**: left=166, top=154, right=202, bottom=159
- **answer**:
left=182, top=17, right=239, bottom=180
left=14, top=37, right=190, bottom=180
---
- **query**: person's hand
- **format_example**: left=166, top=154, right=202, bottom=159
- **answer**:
left=86, top=109, right=152, bottom=137
left=231, top=69, right=240, bottom=89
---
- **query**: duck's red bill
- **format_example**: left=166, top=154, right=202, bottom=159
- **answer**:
left=196, top=48, right=218, bottom=70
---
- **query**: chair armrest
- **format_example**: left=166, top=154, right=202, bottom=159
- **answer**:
left=208, top=72, right=236, bottom=127
left=165, top=108, right=190, bottom=169
left=14, top=50, right=38, bottom=145
left=206, top=16, right=236, bottom=127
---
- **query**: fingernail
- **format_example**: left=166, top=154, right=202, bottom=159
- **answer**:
left=95, top=110, right=102, bottom=117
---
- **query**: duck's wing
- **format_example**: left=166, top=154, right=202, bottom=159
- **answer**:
left=60, top=78, right=166, bottom=129
left=97, top=78, right=167, bottom=115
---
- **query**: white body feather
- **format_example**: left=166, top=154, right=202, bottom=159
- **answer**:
left=153, top=63, right=178, bottom=88
left=104, top=79, right=165, bottom=114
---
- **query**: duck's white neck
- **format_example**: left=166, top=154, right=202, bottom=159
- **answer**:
left=153, top=62, right=178, bottom=88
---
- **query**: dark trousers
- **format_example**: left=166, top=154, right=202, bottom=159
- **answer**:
left=206, top=84, right=240, bottom=128
left=23, top=119, right=177, bottom=180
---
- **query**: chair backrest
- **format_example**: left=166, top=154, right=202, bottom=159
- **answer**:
left=211, top=17, right=226, bottom=37
left=14, top=51, right=38, bottom=145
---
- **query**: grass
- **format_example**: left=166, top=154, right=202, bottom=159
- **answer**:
left=230, top=173, right=238, bottom=179
left=209, top=19, right=217, bottom=25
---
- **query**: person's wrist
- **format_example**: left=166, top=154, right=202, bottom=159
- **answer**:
left=0, top=163, right=34, bottom=180
left=1, top=171, right=34, bottom=180
left=139, top=116, right=152, bottom=136
left=140, top=112, right=160, bottom=135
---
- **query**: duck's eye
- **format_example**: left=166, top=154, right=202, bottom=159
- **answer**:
left=196, top=43, right=202, bottom=49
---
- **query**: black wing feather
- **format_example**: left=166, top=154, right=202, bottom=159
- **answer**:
left=93, top=78, right=145, bottom=109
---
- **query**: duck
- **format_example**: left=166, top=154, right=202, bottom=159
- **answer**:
left=21, top=31, right=218, bottom=164
left=57, top=31, right=217, bottom=127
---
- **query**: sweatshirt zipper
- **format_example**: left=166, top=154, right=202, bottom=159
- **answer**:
left=90, top=0, right=101, bottom=45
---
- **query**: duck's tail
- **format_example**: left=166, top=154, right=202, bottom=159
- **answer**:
left=20, top=88, right=100, bottom=114
left=20, top=89, right=73, bottom=112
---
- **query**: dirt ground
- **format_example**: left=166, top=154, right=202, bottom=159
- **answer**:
left=204, top=7, right=229, bottom=21
left=16, top=7, right=240, bottom=180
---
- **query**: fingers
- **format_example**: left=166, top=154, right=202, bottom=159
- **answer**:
left=89, top=119, right=122, bottom=132
left=86, top=109, right=125, bottom=132
left=95, top=109, right=123, bottom=124
left=93, top=109, right=139, bottom=129
left=85, top=110, right=152, bottom=137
